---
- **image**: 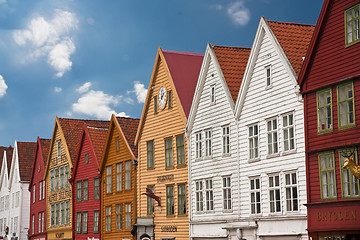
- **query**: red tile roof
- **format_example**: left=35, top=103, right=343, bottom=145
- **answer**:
left=57, top=118, right=110, bottom=164
left=267, top=20, right=315, bottom=76
left=17, top=141, right=37, bottom=181
left=87, top=127, right=108, bottom=161
left=212, top=45, right=251, bottom=103
left=162, top=50, right=204, bottom=118
left=116, top=117, right=140, bottom=158
left=40, top=138, right=51, bottom=164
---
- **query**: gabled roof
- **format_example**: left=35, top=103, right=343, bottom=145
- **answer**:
left=0, top=146, right=13, bottom=176
left=268, top=20, right=315, bottom=76
left=115, top=116, right=140, bottom=158
left=212, top=45, right=251, bottom=103
left=135, top=47, right=203, bottom=145
left=29, top=137, right=50, bottom=189
left=17, top=141, right=37, bottom=181
left=57, top=117, right=110, bottom=164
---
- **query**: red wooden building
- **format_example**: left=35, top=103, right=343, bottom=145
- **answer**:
left=299, top=0, right=360, bottom=239
left=28, top=137, right=51, bottom=240
left=71, top=124, right=109, bottom=240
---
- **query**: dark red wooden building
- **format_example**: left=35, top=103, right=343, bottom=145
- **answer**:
left=299, top=0, right=360, bottom=239
left=28, top=137, right=50, bottom=240
left=71, top=124, right=108, bottom=240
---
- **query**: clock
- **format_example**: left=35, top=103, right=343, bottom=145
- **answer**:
left=158, top=86, right=167, bottom=109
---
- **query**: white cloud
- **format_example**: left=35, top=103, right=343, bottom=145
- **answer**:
left=132, top=81, right=147, bottom=103
left=0, top=75, right=8, bottom=98
left=54, top=87, right=62, bottom=93
left=72, top=90, right=126, bottom=119
left=76, top=82, right=91, bottom=93
left=13, top=9, right=78, bottom=77
left=227, top=1, right=250, bottom=26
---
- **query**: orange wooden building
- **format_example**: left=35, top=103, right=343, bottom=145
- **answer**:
left=135, top=47, right=203, bottom=239
left=99, top=114, right=139, bottom=240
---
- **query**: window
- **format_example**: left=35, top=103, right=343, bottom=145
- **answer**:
left=55, top=168, right=59, bottom=191
left=105, top=206, right=111, bottom=231
left=283, top=113, right=295, bottom=151
left=60, top=166, right=64, bottom=189
left=265, top=66, right=271, bottom=87
left=168, top=91, right=172, bottom=108
left=269, top=175, right=281, bottom=213
left=223, top=176, right=231, bottom=210
left=210, top=85, right=216, bottom=103
left=32, top=214, right=34, bottom=234
left=339, top=150, right=360, bottom=198
left=222, top=125, right=230, bottom=154
left=93, top=210, right=99, bottom=233
left=285, top=172, right=298, bottom=211
left=55, top=203, right=59, bottom=225
left=267, top=118, right=278, bottom=154
left=83, top=179, right=88, bottom=201
left=337, top=82, right=355, bottom=129
left=65, top=165, right=69, bottom=188
left=195, top=132, right=202, bottom=159
left=94, top=178, right=100, bottom=200
left=41, top=212, right=44, bottom=232
left=82, top=211, right=88, bottom=234
left=345, top=3, right=360, bottom=46
left=205, top=130, right=212, bottom=157
left=116, top=163, right=123, bottom=191
left=85, top=153, right=89, bottom=164
left=39, top=181, right=42, bottom=200
left=51, top=205, right=55, bottom=226
left=76, top=212, right=81, bottom=234
left=60, top=202, right=65, bottom=224
left=147, top=185, right=155, bottom=215
left=317, top=88, right=332, bottom=133
left=195, top=181, right=203, bottom=212
left=115, top=138, right=119, bottom=151
left=106, top=166, right=112, bottom=193
left=249, top=125, right=259, bottom=159
left=154, top=96, right=158, bottom=113
left=125, top=203, right=131, bottom=229
left=166, top=185, right=174, bottom=215
left=32, top=185, right=35, bottom=203
left=178, top=184, right=186, bottom=215
left=125, top=161, right=131, bottom=189
left=42, top=181, right=46, bottom=199
left=205, top=179, right=214, bottom=211
left=38, top=213, right=41, bottom=233
left=116, top=205, right=122, bottom=230
left=176, top=135, right=185, bottom=165
left=76, top=181, right=82, bottom=202
left=57, top=140, right=61, bottom=158
left=147, top=140, right=154, bottom=168
left=319, top=152, right=337, bottom=200
left=65, top=201, right=70, bottom=224
left=165, top=137, right=173, bottom=168
left=250, top=178, right=261, bottom=214
left=50, top=170, right=54, bottom=191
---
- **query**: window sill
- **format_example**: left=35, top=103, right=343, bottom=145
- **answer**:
left=248, top=158, right=260, bottom=163
left=282, top=149, right=297, bottom=156
left=338, top=123, right=356, bottom=131
left=266, top=153, right=280, bottom=159
left=203, top=156, right=213, bottom=160
left=317, top=128, right=333, bottom=135
left=176, top=164, right=187, bottom=169
left=165, top=166, right=175, bottom=170
left=147, top=167, right=155, bottom=170
left=265, top=85, right=273, bottom=90
left=222, top=153, right=231, bottom=158
left=222, top=209, right=233, bottom=213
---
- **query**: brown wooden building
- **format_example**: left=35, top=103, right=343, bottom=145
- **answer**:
left=135, top=47, right=203, bottom=240
left=100, top=114, right=139, bottom=240
left=298, top=0, right=360, bottom=239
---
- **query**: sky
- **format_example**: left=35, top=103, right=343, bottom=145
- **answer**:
left=0, top=0, right=323, bottom=146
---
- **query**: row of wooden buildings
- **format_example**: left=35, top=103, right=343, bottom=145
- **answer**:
left=0, top=0, right=359, bottom=239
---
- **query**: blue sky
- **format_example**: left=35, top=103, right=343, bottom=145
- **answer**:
left=0, top=0, right=323, bottom=146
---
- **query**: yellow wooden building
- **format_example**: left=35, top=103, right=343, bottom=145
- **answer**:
left=99, top=114, right=140, bottom=240
left=135, top=47, right=203, bottom=239
left=44, top=117, right=109, bottom=240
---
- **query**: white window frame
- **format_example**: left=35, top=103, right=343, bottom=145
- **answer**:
left=195, top=132, right=202, bottom=159
left=204, top=129, right=212, bottom=157
left=32, top=185, right=36, bottom=203
left=210, top=84, right=216, bottom=104
left=265, top=65, right=272, bottom=88
left=285, top=172, right=299, bottom=212
left=222, top=125, right=230, bottom=155
left=282, top=112, right=296, bottom=152
left=195, top=181, right=203, bottom=212
left=205, top=179, right=214, bottom=211
left=269, top=174, right=281, bottom=213
left=250, top=177, right=261, bottom=214
left=248, top=124, right=259, bottom=160
left=222, top=176, right=232, bottom=211
left=267, top=117, right=278, bottom=155
left=125, top=161, right=131, bottom=190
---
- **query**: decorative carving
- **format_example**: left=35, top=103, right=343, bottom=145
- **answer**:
left=343, top=153, right=360, bottom=179
left=142, top=187, right=161, bottom=206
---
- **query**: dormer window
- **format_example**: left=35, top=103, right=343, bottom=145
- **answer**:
left=210, top=85, right=215, bottom=104
left=265, top=66, right=272, bottom=88
left=345, top=3, right=360, bottom=46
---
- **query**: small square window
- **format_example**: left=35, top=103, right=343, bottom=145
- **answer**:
left=345, top=3, right=360, bottom=46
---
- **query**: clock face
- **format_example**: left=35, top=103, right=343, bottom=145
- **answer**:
left=158, top=86, right=167, bottom=109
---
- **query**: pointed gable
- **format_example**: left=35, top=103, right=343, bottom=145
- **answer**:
left=17, top=141, right=37, bottom=181
left=267, top=20, right=315, bottom=76
left=86, top=126, right=108, bottom=161
left=29, top=138, right=50, bottom=188
left=162, top=50, right=204, bottom=118
left=115, top=117, right=140, bottom=158
left=212, top=45, right=251, bottom=103
left=57, top=118, right=110, bottom=164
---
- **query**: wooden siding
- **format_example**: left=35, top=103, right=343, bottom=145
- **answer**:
left=101, top=123, right=136, bottom=240
left=72, top=133, right=101, bottom=240
left=46, top=128, right=72, bottom=240
left=137, top=57, right=190, bottom=239
left=189, top=55, right=239, bottom=223
left=237, top=30, right=307, bottom=221
left=302, top=0, right=360, bottom=92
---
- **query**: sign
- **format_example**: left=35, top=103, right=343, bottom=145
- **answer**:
left=161, top=225, right=177, bottom=232
left=157, top=174, right=174, bottom=183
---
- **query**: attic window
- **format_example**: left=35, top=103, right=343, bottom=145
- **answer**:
left=168, top=91, right=172, bottom=109
left=265, top=66, right=272, bottom=88
left=154, top=96, right=158, bottom=113
left=345, top=3, right=360, bottom=46
left=116, top=138, right=119, bottom=151
left=57, top=141, right=61, bottom=158
left=85, top=153, right=89, bottom=164
left=210, top=85, right=216, bottom=104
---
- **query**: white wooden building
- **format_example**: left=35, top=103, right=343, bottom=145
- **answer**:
left=234, top=17, right=314, bottom=240
left=186, top=43, right=251, bottom=239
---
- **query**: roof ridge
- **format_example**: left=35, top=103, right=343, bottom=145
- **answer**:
left=267, top=20, right=315, bottom=27
left=162, top=50, right=203, bottom=56
left=212, top=45, right=251, bottom=50
left=58, top=117, right=110, bottom=122
left=115, top=116, right=140, bottom=120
